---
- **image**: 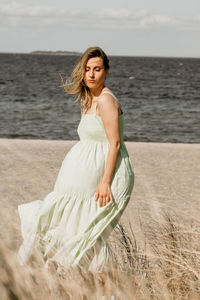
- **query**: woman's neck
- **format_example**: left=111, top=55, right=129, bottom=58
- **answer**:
left=90, top=85, right=106, bottom=99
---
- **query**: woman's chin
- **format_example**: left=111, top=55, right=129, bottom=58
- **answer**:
left=87, top=85, right=98, bottom=91
left=86, top=82, right=96, bottom=88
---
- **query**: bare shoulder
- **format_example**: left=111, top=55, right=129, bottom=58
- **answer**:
left=97, top=90, right=123, bottom=116
left=98, top=90, right=118, bottom=108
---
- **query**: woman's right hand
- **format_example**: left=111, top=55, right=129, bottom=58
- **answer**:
left=95, top=182, right=114, bottom=207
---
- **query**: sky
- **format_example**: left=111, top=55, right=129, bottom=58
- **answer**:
left=0, top=0, right=200, bottom=57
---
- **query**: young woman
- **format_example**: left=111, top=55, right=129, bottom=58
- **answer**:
left=18, top=46, right=134, bottom=273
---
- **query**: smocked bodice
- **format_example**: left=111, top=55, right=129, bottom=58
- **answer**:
left=77, top=114, right=124, bottom=143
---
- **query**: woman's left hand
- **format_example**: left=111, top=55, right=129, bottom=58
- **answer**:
left=95, top=182, right=114, bottom=207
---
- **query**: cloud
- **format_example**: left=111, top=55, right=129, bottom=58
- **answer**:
left=98, top=8, right=184, bottom=28
left=0, top=2, right=200, bottom=30
left=0, top=2, right=64, bottom=18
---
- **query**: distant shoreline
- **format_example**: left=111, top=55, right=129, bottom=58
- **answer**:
left=0, top=51, right=199, bottom=59
left=30, top=50, right=82, bottom=56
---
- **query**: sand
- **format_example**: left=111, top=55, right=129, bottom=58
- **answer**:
left=0, top=138, right=200, bottom=249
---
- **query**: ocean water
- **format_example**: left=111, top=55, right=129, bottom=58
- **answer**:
left=0, top=53, right=199, bottom=143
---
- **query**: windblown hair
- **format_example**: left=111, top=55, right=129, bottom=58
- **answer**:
left=62, top=46, right=109, bottom=114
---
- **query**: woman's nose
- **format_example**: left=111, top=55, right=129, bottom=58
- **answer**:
left=89, top=70, right=94, bottom=77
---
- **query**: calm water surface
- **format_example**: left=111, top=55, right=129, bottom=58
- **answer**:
left=0, top=53, right=199, bottom=143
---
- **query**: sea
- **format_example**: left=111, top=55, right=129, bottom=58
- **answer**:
left=0, top=52, right=199, bottom=143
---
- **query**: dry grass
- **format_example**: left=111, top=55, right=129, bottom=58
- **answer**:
left=1, top=210, right=200, bottom=300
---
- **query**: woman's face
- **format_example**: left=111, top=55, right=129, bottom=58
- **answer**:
left=83, top=57, right=109, bottom=91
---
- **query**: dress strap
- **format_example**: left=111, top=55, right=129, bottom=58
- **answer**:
left=101, top=91, right=123, bottom=115
left=101, top=90, right=117, bottom=100
left=92, top=102, right=98, bottom=115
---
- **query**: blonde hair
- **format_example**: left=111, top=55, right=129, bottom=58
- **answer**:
left=61, top=46, right=109, bottom=114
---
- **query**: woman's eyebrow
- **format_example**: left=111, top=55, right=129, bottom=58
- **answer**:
left=86, top=65, right=102, bottom=68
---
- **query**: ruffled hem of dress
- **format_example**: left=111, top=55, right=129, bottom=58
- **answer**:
left=17, top=187, right=131, bottom=271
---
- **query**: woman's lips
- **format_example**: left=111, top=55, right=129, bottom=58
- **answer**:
left=88, top=80, right=95, bottom=83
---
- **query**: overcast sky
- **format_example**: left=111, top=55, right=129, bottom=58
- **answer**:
left=0, top=0, right=200, bottom=57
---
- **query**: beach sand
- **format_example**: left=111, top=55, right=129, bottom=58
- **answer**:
left=0, top=138, right=199, bottom=250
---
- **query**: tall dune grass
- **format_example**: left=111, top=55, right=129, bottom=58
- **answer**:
left=1, top=210, right=200, bottom=300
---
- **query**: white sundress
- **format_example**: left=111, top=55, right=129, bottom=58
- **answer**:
left=17, top=91, right=134, bottom=272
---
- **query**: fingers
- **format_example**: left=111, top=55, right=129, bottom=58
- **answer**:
left=99, top=197, right=103, bottom=207
left=95, top=185, right=114, bottom=207
left=103, top=196, right=109, bottom=206
left=97, top=194, right=114, bottom=207
left=99, top=196, right=107, bottom=207
left=95, top=192, right=99, bottom=201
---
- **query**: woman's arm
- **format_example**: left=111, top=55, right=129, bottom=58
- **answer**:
left=101, top=141, right=120, bottom=184
left=95, top=93, right=121, bottom=207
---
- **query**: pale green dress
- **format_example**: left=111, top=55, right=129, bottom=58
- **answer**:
left=18, top=91, right=134, bottom=272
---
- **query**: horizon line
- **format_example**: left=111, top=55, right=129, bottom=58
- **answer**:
left=0, top=50, right=199, bottom=59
